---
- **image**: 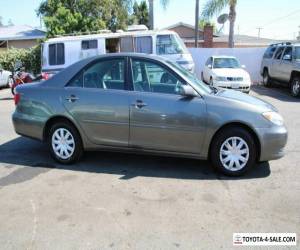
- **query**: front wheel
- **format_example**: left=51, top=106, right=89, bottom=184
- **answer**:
left=290, top=76, right=300, bottom=97
left=48, top=122, right=83, bottom=164
left=210, top=127, right=257, bottom=176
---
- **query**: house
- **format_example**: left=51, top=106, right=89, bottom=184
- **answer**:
left=163, top=22, right=218, bottom=48
left=0, top=25, right=46, bottom=52
left=164, top=22, right=293, bottom=48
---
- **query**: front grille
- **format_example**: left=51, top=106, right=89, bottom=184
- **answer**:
left=227, top=77, right=243, bottom=81
left=222, top=86, right=249, bottom=90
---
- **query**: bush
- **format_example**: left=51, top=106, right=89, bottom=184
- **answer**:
left=0, top=44, right=41, bottom=75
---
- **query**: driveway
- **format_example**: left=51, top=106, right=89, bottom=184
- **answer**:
left=0, top=86, right=299, bottom=249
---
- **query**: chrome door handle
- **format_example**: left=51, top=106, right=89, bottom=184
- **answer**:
left=132, top=100, right=147, bottom=108
left=66, top=95, right=79, bottom=102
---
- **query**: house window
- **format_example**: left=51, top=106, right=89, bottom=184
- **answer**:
left=49, top=43, right=65, bottom=65
left=81, top=40, right=98, bottom=50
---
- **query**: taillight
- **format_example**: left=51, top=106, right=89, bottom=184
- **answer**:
left=14, top=93, right=21, bottom=105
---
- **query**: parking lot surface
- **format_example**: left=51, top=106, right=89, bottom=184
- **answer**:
left=0, top=86, right=299, bottom=249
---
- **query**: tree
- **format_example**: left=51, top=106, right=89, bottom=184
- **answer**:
left=199, top=19, right=216, bottom=32
left=7, top=19, right=14, bottom=26
left=201, top=0, right=237, bottom=48
left=37, top=0, right=130, bottom=37
left=0, top=16, right=3, bottom=27
left=131, top=1, right=149, bottom=27
left=148, top=0, right=169, bottom=30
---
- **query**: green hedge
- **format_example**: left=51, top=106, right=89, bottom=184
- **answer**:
left=0, top=44, right=41, bottom=75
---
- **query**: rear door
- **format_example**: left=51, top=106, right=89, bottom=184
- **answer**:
left=63, top=57, right=130, bottom=147
left=271, top=46, right=285, bottom=79
left=128, top=57, right=207, bottom=154
left=279, top=46, right=293, bottom=82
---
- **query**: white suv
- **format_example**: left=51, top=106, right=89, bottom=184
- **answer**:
left=202, top=56, right=251, bottom=94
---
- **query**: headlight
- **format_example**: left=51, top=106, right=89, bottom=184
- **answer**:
left=215, top=76, right=227, bottom=81
left=262, top=111, right=284, bottom=126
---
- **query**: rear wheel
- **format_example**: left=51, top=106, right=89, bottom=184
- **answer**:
left=290, top=76, right=300, bottom=97
left=48, top=122, right=83, bottom=164
left=210, top=127, right=257, bottom=176
left=262, top=69, right=272, bottom=87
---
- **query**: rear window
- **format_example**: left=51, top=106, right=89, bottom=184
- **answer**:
left=263, top=46, right=277, bottom=59
left=82, top=40, right=98, bottom=50
left=49, top=43, right=65, bottom=65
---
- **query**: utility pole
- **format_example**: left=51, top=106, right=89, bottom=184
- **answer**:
left=195, top=0, right=199, bottom=47
left=256, top=27, right=263, bottom=38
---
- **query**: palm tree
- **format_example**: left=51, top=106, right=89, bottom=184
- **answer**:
left=148, top=0, right=169, bottom=30
left=201, top=0, right=237, bottom=48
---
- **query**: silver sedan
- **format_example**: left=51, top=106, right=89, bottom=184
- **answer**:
left=12, top=53, right=288, bottom=176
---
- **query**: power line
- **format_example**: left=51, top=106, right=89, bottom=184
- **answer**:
left=241, top=9, right=300, bottom=34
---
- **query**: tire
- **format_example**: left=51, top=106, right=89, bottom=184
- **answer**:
left=290, top=76, right=300, bottom=97
left=201, top=72, right=204, bottom=82
left=48, top=122, right=83, bottom=164
left=209, top=77, right=213, bottom=86
left=11, top=87, right=15, bottom=95
left=262, top=69, right=272, bottom=87
left=210, top=127, right=257, bottom=176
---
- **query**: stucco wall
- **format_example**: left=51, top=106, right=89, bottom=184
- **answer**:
left=189, top=47, right=266, bottom=83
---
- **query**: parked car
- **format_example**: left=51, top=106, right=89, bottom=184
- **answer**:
left=0, top=67, right=12, bottom=88
left=260, top=42, right=300, bottom=97
left=201, top=56, right=251, bottom=93
left=12, top=53, right=287, bottom=176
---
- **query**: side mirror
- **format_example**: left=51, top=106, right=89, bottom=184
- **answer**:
left=283, top=54, right=292, bottom=61
left=178, top=85, right=198, bottom=97
left=241, top=64, right=246, bottom=68
left=207, top=64, right=212, bottom=69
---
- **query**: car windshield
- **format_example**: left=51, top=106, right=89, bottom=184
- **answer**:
left=167, top=60, right=212, bottom=94
left=295, top=47, right=300, bottom=61
left=156, top=34, right=188, bottom=55
left=213, top=57, right=241, bottom=68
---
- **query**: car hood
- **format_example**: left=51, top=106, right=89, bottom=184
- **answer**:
left=215, top=89, right=277, bottom=112
left=212, top=68, right=250, bottom=78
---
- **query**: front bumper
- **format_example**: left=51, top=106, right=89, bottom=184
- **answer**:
left=213, top=80, right=251, bottom=93
left=256, top=125, right=288, bottom=161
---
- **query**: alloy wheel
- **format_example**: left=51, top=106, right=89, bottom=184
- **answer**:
left=292, top=79, right=300, bottom=96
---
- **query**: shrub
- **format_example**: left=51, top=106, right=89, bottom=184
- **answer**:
left=0, top=44, right=41, bottom=75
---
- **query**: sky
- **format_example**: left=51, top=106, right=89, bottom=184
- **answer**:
left=0, top=0, right=299, bottom=40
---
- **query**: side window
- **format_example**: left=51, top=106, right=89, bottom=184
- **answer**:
left=263, top=46, right=277, bottom=59
left=81, top=40, right=98, bottom=50
left=49, top=43, right=65, bottom=65
left=67, top=59, right=125, bottom=90
left=205, top=57, right=212, bottom=66
left=131, top=59, right=184, bottom=95
left=274, top=46, right=285, bottom=60
left=282, top=46, right=292, bottom=59
left=135, top=36, right=152, bottom=54
left=120, top=37, right=134, bottom=52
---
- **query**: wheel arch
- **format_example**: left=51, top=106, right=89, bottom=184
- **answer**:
left=43, top=115, right=83, bottom=143
left=208, top=122, right=261, bottom=161
left=290, top=70, right=300, bottom=83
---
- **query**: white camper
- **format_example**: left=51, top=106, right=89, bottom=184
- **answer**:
left=41, top=29, right=194, bottom=76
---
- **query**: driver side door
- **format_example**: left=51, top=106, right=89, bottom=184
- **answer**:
left=128, top=58, right=207, bottom=155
